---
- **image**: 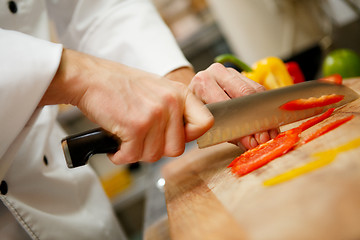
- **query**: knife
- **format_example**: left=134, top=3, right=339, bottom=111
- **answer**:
left=61, top=80, right=359, bottom=168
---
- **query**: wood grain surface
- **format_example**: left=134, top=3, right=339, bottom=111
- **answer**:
left=162, top=78, right=360, bottom=240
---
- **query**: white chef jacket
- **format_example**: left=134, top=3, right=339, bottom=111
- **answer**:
left=0, top=0, right=190, bottom=239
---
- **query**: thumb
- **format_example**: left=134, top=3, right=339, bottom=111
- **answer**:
left=183, top=92, right=214, bottom=142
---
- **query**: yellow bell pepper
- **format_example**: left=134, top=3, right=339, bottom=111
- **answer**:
left=215, top=54, right=294, bottom=90
left=243, top=57, right=294, bottom=89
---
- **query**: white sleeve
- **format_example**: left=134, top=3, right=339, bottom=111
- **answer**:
left=46, top=0, right=191, bottom=76
left=0, top=29, right=63, bottom=159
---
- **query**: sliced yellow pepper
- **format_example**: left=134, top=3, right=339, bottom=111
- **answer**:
left=243, top=57, right=294, bottom=89
left=215, top=54, right=294, bottom=90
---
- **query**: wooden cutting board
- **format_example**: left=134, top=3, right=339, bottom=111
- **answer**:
left=162, top=78, right=360, bottom=240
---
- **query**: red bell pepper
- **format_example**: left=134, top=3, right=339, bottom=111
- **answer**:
left=297, top=108, right=334, bottom=131
left=285, top=61, right=305, bottom=84
left=279, top=94, right=344, bottom=111
left=301, top=115, right=354, bottom=144
left=229, top=108, right=335, bottom=176
left=319, top=73, right=343, bottom=85
left=229, top=128, right=301, bottom=176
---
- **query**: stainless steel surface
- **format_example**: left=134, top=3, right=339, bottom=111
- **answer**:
left=198, top=80, right=359, bottom=148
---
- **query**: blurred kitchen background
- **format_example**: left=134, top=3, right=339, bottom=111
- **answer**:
left=57, top=0, right=360, bottom=239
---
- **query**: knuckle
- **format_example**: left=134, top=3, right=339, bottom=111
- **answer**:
left=190, top=72, right=209, bottom=95
left=161, top=86, right=184, bottom=110
left=162, top=91, right=178, bottom=105
left=133, top=118, right=147, bottom=130
left=135, top=104, right=165, bottom=130
left=131, top=117, right=150, bottom=134
left=209, top=62, right=225, bottom=71
left=149, top=102, right=164, bottom=120
left=192, top=71, right=208, bottom=84
left=255, top=84, right=266, bottom=92
left=238, top=85, right=256, bottom=96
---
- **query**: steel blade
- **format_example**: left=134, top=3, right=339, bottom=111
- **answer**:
left=197, top=80, right=359, bottom=148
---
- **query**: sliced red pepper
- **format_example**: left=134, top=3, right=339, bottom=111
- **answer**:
left=229, top=128, right=301, bottom=176
left=319, top=73, right=343, bottom=85
left=297, top=108, right=334, bottom=131
left=285, top=61, right=305, bottom=84
left=301, top=115, right=354, bottom=144
left=279, top=94, right=344, bottom=111
left=229, top=108, right=335, bottom=176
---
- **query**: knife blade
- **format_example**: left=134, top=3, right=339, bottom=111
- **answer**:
left=197, top=80, right=358, bottom=148
left=61, top=80, right=358, bottom=168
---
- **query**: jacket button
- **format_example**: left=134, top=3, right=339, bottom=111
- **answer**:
left=8, top=1, right=17, bottom=14
left=0, top=181, right=8, bottom=195
left=43, top=156, right=48, bottom=166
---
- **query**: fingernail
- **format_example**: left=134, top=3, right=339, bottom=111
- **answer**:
left=250, top=137, right=258, bottom=148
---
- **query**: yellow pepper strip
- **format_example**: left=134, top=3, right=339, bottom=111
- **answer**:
left=263, top=137, right=360, bottom=186
left=243, top=57, right=294, bottom=90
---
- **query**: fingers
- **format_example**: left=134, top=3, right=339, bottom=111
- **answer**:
left=254, top=132, right=271, bottom=144
left=142, top=114, right=167, bottom=162
left=91, top=58, right=274, bottom=165
left=236, top=128, right=279, bottom=150
left=109, top=121, right=169, bottom=164
left=227, top=68, right=266, bottom=95
left=238, top=135, right=259, bottom=150
left=189, top=63, right=266, bottom=104
left=269, top=128, right=279, bottom=139
left=190, top=69, right=230, bottom=103
left=73, top=54, right=213, bottom=165
left=189, top=63, right=273, bottom=150
left=216, top=66, right=265, bottom=98
left=183, top=91, right=214, bottom=142
left=109, top=92, right=213, bottom=164
left=107, top=81, right=213, bottom=165
left=163, top=94, right=186, bottom=157
left=109, top=131, right=145, bottom=164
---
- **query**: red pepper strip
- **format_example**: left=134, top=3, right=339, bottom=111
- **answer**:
left=298, top=108, right=335, bottom=131
left=279, top=94, right=344, bottom=111
left=285, top=62, right=305, bottom=83
left=319, top=73, right=343, bottom=85
left=229, top=109, right=335, bottom=176
left=229, top=128, right=301, bottom=176
left=301, top=115, right=354, bottom=145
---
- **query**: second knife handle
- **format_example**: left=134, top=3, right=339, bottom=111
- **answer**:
left=61, top=128, right=120, bottom=168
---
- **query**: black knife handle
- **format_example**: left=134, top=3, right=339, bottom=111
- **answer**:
left=61, top=128, right=120, bottom=168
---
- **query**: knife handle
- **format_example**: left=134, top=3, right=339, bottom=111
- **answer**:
left=61, top=128, right=120, bottom=168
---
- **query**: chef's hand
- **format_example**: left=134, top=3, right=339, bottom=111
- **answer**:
left=39, top=49, right=214, bottom=164
left=188, top=63, right=278, bottom=150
